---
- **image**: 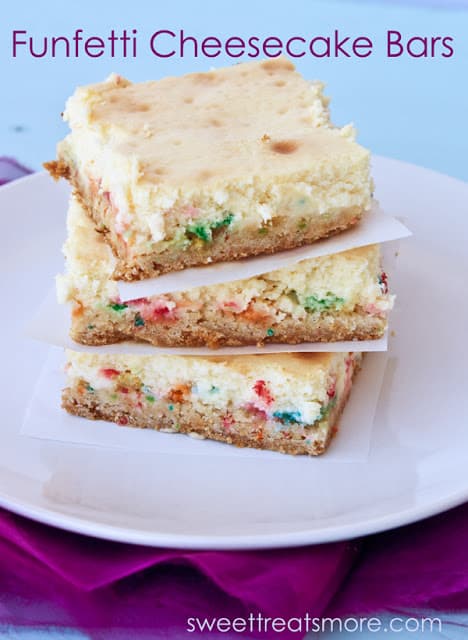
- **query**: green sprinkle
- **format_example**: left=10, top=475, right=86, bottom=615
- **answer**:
left=297, top=219, right=308, bottom=230
left=146, top=395, right=155, bottom=403
left=210, top=385, right=219, bottom=393
left=185, top=212, right=235, bottom=243
left=110, top=393, right=118, bottom=400
left=211, top=211, right=234, bottom=229
left=273, top=410, right=302, bottom=425
left=298, top=198, right=307, bottom=205
left=168, top=404, right=174, bottom=411
left=319, top=397, right=337, bottom=421
left=174, top=423, right=181, bottom=431
left=186, top=223, right=211, bottom=242
left=87, top=324, right=95, bottom=330
left=258, top=226, right=269, bottom=235
left=303, top=293, right=345, bottom=313
left=86, top=384, right=94, bottom=393
left=134, top=313, right=145, bottom=327
left=266, top=328, right=275, bottom=337
left=109, top=302, right=128, bottom=312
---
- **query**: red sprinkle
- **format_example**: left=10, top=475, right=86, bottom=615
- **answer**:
left=253, top=380, right=274, bottom=405
left=117, top=416, right=128, bottom=426
left=380, top=271, right=389, bottom=294
left=221, top=300, right=241, bottom=310
left=138, top=297, right=177, bottom=322
left=127, top=297, right=150, bottom=307
left=245, top=403, right=268, bottom=420
left=100, top=368, right=120, bottom=379
left=327, top=378, right=337, bottom=399
left=222, top=413, right=235, bottom=431
left=118, top=386, right=129, bottom=395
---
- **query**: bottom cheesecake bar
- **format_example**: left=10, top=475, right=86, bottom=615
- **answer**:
left=62, top=350, right=362, bottom=456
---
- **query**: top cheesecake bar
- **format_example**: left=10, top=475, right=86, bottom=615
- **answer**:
left=45, top=57, right=372, bottom=281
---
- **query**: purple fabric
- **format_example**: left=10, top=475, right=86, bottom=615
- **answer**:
left=1, top=505, right=468, bottom=636
left=1, top=157, right=467, bottom=636
left=0, top=508, right=357, bottom=637
left=0, top=157, right=31, bottom=185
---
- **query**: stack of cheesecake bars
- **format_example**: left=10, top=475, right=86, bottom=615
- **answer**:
left=45, top=57, right=394, bottom=456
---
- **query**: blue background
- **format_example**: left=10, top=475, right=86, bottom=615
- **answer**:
left=1, top=0, right=468, bottom=180
left=1, top=0, right=468, bottom=638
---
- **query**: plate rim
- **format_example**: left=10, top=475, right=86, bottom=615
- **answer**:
left=1, top=487, right=467, bottom=549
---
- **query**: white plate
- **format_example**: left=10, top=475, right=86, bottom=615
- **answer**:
left=0, top=156, right=467, bottom=549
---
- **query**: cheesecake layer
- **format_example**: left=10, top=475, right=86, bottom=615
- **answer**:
left=46, top=57, right=372, bottom=280
left=63, top=351, right=363, bottom=456
left=58, top=197, right=393, bottom=347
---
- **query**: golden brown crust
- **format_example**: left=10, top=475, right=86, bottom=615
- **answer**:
left=70, top=305, right=385, bottom=348
left=43, top=159, right=71, bottom=180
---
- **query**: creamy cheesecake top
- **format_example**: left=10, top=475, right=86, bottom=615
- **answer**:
left=63, top=57, right=365, bottom=188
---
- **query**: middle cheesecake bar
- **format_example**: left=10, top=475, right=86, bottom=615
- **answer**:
left=58, top=197, right=393, bottom=348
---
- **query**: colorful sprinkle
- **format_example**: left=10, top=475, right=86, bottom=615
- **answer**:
left=303, top=293, right=345, bottom=313
left=258, top=226, right=269, bottom=235
left=86, top=384, right=94, bottom=393
left=222, top=412, right=235, bottom=431
left=319, top=397, right=337, bottom=421
left=117, top=416, right=129, bottom=426
left=127, top=297, right=150, bottom=306
left=134, top=297, right=177, bottom=322
left=245, top=403, right=268, bottom=420
left=100, top=368, right=120, bottom=379
left=211, top=211, right=234, bottom=230
left=134, top=313, right=145, bottom=327
left=87, top=324, right=95, bottom=330
left=168, top=404, right=174, bottom=411
left=186, top=223, right=210, bottom=242
left=167, top=384, right=191, bottom=403
left=145, top=395, right=155, bottom=403
left=186, top=212, right=234, bottom=243
left=253, top=380, right=274, bottom=405
left=109, top=302, right=128, bottom=312
left=273, top=410, right=302, bottom=425
left=378, top=271, right=389, bottom=294
left=327, top=377, right=337, bottom=399
left=266, top=328, right=275, bottom=337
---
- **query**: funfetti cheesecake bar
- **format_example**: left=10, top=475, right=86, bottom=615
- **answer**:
left=62, top=350, right=362, bottom=456
left=58, top=197, right=393, bottom=348
left=46, top=57, right=372, bottom=281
